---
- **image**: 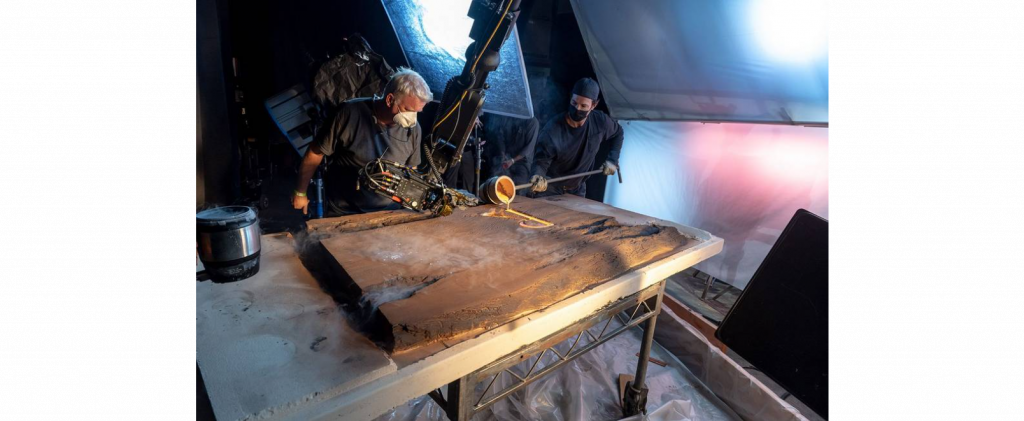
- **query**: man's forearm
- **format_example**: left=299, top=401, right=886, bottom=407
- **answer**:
left=295, top=148, right=323, bottom=194
left=512, top=143, right=532, bottom=163
left=607, top=123, right=624, bottom=165
left=532, top=160, right=550, bottom=177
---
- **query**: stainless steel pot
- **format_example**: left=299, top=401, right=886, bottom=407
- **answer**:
left=196, top=206, right=261, bottom=282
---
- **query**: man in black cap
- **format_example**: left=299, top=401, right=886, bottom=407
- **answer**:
left=529, top=77, right=623, bottom=197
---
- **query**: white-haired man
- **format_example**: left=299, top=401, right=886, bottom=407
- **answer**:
left=293, top=67, right=433, bottom=215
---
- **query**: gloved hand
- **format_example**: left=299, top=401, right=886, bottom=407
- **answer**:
left=453, top=189, right=481, bottom=209
left=529, top=175, right=548, bottom=193
left=502, top=156, right=515, bottom=170
left=601, top=161, right=618, bottom=176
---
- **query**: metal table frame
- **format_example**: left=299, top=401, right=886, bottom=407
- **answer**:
left=427, top=282, right=666, bottom=420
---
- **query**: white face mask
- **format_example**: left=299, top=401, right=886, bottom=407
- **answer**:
left=394, top=111, right=417, bottom=128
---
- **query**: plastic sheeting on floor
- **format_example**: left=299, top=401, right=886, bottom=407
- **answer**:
left=374, top=317, right=741, bottom=421
left=652, top=310, right=809, bottom=421
left=620, top=400, right=714, bottom=421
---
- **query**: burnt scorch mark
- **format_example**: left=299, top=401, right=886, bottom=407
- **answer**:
left=610, top=225, right=667, bottom=238
left=309, top=335, right=325, bottom=352
left=359, top=274, right=450, bottom=309
left=572, top=218, right=666, bottom=239
left=572, top=218, right=617, bottom=235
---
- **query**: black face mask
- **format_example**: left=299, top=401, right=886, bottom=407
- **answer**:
left=568, top=105, right=590, bottom=122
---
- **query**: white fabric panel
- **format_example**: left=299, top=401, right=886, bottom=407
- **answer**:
left=605, top=121, right=828, bottom=289
left=570, top=0, right=828, bottom=124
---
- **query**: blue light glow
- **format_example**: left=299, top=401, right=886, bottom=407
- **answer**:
left=383, top=0, right=534, bottom=118
left=749, top=0, right=828, bottom=63
left=417, top=0, right=473, bottom=61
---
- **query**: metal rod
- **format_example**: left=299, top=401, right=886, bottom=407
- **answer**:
left=474, top=310, right=657, bottom=412
left=445, top=378, right=469, bottom=420
left=635, top=353, right=669, bottom=367
left=632, top=305, right=659, bottom=392
left=711, top=284, right=729, bottom=301
left=473, top=128, right=482, bottom=196
left=514, top=169, right=604, bottom=190
left=427, top=389, right=447, bottom=409
left=700, top=274, right=715, bottom=300
left=625, top=287, right=664, bottom=417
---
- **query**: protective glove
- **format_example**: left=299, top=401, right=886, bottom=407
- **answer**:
left=601, top=161, right=618, bottom=176
left=529, top=175, right=548, bottom=193
left=502, top=156, right=515, bottom=170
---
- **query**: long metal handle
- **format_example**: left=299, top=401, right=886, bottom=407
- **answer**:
left=514, top=169, right=604, bottom=190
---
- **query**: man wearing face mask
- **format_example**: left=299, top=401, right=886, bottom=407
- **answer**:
left=292, top=67, right=432, bottom=215
left=529, top=77, right=623, bottom=197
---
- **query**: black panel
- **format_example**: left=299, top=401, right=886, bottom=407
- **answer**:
left=715, top=209, right=828, bottom=418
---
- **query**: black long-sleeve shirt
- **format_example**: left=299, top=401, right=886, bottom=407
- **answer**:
left=532, top=110, right=624, bottom=193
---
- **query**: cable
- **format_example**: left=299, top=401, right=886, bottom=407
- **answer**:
left=431, top=0, right=513, bottom=131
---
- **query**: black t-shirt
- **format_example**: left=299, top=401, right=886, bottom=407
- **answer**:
left=314, top=98, right=422, bottom=214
